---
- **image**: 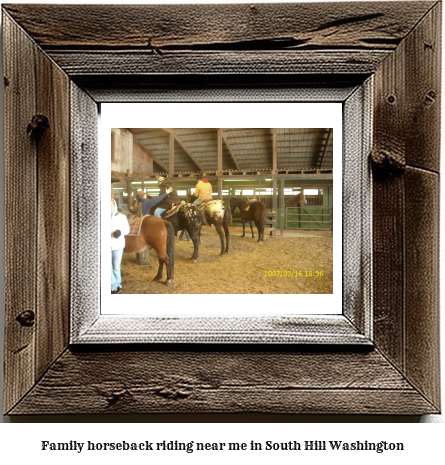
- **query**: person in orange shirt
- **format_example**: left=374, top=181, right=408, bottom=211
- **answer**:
left=192, top=177, right=212, bottom=206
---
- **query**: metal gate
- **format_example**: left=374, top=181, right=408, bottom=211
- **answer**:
left=285, top=206, right=333, bottom=230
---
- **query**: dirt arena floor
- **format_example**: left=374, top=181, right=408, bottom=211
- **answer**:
left=120, top=228, right=333, bottom=294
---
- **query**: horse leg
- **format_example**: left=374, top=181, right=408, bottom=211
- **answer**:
left=215, top=223, right=225, bottom=256
left=164, top=255, right=172, bottom=284
left=250, top=221, right=254, bottom=238
left=152, top=245, right=171, bottom=285
left=153, top=257, right=164, bottom=282
left=241, top=219, right=246, bottom=237
left=189, top=227, right=200, bottom=262
left=223, top=220, right=230, bottom=254
left=255, top=220, right=262, bottom=243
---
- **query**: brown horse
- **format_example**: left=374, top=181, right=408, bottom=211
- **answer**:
left=124, top=215, right=175, bottom=285
left=231, top=197, right=267, bottom=242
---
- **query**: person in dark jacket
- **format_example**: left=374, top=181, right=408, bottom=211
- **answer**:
left=137, top=187, right=173, bottom=216
left=153, top=176, right=180, bottom=217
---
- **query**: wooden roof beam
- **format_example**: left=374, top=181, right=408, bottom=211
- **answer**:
left=161, top=128, right=205, bottom=172
left=319, top=128, right=332, bottom=168
left=220, top=129, right=241, bottom=171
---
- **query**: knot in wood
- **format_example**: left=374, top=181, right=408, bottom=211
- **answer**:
left=27, top=115, right=49, bottom=141
left=370, top=149, right=405, bottom=177
left=105, top=390, right=128, bottom=405
left=154, top=386, right=191, bottom=400
left=424, top=90, right=436, bottom=105
left=16, top=310, right=35, bottom=327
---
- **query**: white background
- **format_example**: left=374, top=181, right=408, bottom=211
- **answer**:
left=102, top=103, right=342, bottom=315
left=0, top=0, right=444, bottom=461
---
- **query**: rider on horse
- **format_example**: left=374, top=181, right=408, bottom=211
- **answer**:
left=153, top=176, right=180, bottom=217
left=192, top=177, right=212, bottom=206
left=137, top=187, right=173, bottom=215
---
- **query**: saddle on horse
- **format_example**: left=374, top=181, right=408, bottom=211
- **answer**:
left=126, top=215, right=150, bottom=236
left=163, top=203, right=183, bottom=219
left=196, top=197, right=213, bottom=211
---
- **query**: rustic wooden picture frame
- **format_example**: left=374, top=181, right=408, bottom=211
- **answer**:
left=2, top=2, right=441, bottom=415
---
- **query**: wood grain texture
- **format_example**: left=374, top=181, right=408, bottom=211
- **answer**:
left=35, top=35, right=70, bottom=381
left=3, top=12, right=38, bottom=413
left=1, top=2, right=434, bottom=79
left=2, top=2, right=435, bottom=49
left=8, top=349, right=437, bottom=415
left=3, top=11, right=71, bottom=412
left=79, top=75, right=361, bottom=105
left=46, top=50, right=391, bottom=76
left=2, top=2, right=441, bottom=416
left=70, top=83, right=99, bottom=339
left=404, top=168, right=440, bottom=407
left=373, top=2, right=441, bottom=172
left=372, top=2, right=441, bottom=411
left=404, top=2, right=441, bottom=172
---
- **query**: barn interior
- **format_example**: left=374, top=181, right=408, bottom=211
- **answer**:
left=111, top=128, right=333, bottom=233
left=111, top=128, right=334, bottom=294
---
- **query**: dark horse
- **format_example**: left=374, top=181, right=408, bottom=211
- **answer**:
left=124, top=215, right=175, bottom=285
left=230, top=197, right=267, bottom=242
left=162, top=203, right=205, bottom=262
left=189, top=195, right=232, bottom=255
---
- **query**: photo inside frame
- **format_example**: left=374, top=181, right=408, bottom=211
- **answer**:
left=102, top=103, right=342, bottom=316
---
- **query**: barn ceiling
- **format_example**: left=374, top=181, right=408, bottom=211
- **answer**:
left=129, top=128, right=333, bottom=174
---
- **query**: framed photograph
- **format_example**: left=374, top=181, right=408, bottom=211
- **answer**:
left=3, top=2, right=440, bottom=415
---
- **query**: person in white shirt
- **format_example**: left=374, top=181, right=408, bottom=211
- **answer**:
left=111, top=198, right=130, bottom=293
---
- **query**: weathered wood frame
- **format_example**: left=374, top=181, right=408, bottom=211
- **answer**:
left=74, top=87, right=367, bottom=346
left=2, top=2, right=441, bottom=415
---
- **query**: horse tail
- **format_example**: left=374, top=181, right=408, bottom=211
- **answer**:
left=224, top=201, right=232, bottom=226
left=165, top=220, right=175, bottom=276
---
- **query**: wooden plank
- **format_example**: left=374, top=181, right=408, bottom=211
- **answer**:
left=161, top=128, right=204, bottom=172
left=272, top=128, right=277, bottom=174
left=3, top=12, right=38, bottom=413
left=212, top=227, right=275, bottom=232
left=8, top=349, right=437, bottom=415
left=372, top=4, right=441, bottom=411
left=69, top=83, right=100, bottom=339
left=220, top=129, right=241, bottom=171
left=404, top=2, right=441, bottom=172
left=3, top=3, right=434, bottom=50
left=217, top=128, right=222, bottom=175
left=130, top=131, right=170, bottom=173
left=35, top=33, right=70, bottom=380
left=372, top=48, right=406, bottom=372
left=319, top=128, right=332, bottom=168
left=404, top=168, right=440, bottom=408
left=169, top=132, right=174, bottom=177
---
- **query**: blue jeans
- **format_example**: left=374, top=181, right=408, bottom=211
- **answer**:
left=154, top=207, right=167, bottom=218
left=179, top=229, right=190, bottom=240
left=111, top=249, right=124, bottom=291
left=192, top=199, right=203, bottom=206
